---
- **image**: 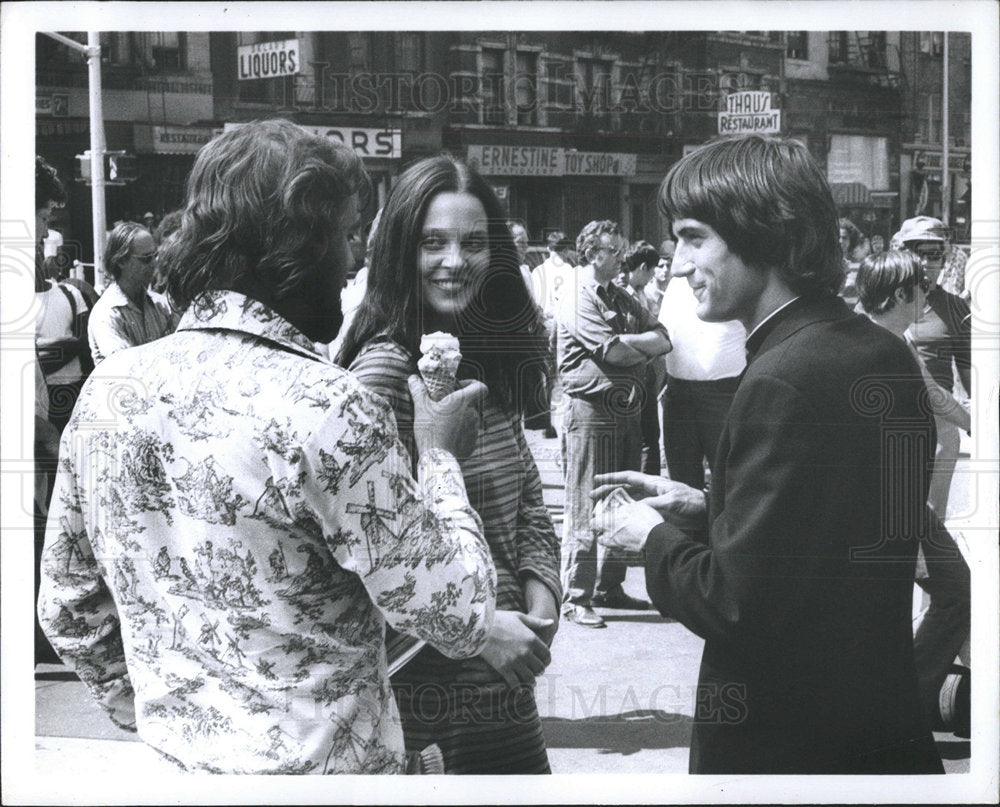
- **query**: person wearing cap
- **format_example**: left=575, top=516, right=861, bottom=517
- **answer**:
left=855, top=249, right=972, bottom=736
left=894, top=215, right=972, bottom=519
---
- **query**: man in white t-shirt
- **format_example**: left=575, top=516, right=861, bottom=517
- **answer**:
left=658, top=275, right=745, bottom=490
left=530, top=231, right=576, bottom=438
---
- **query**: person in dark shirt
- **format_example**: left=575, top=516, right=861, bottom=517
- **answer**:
left=895, top=216, right=972, bottom=518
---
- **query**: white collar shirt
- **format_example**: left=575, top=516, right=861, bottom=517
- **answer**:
left=87, top=282, right=180, bottom=365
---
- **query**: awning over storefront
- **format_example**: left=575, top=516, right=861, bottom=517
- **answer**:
left=830, top=181, right=872, bottom=207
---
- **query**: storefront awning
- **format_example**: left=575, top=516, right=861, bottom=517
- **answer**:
left=830, top=182, right=872, bottom=207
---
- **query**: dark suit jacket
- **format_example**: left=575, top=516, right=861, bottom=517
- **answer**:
left=645, top=295, right=944, bottom=774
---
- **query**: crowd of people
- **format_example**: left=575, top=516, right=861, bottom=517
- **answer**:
left=33, top=124, right=973, bottom=775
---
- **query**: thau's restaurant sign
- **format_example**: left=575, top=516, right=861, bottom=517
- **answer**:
left=718, top=91, right=781, bottom=135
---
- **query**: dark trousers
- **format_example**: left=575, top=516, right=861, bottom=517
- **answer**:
left=639, top=364, right=664, bottom=476
left=661, top=375, right=740, bottom=490
left=524, top=317, right=556, bottom=431
left=913, top=513, right=970, bottom=727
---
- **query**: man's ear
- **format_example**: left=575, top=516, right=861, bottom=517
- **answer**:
left=893, top=286, right=913, bottom=305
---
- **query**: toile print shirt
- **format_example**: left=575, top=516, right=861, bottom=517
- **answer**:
left=38, top=290, right=497, bottom=774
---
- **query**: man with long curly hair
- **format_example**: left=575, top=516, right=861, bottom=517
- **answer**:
left=38, top=120, right=498, bottom=774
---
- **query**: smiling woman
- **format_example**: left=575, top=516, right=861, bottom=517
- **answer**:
left=417, top=191, right=491, bottom=317
left=336, top=155, right=560, bottom=775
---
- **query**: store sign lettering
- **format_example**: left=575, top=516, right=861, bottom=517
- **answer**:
left=718, top=90, right=780, bottom=135
left=223, top=123, right=401, bottom=159
left=237, top=39, right=300, bottom=80
left=36, top=93, right=69, bottom=117
left=467, top=146, right=636, bottom=177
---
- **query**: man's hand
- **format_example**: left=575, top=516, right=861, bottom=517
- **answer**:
left=590, top=500, right=664, bottom=552
left=408, top=375, right=487, bottom=459
left=592, top=471, right=707, bottom=527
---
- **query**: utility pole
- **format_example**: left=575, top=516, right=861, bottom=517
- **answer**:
left=941, top=33, right=950, bottom=226
left=40, top=32, right=107, bottom=287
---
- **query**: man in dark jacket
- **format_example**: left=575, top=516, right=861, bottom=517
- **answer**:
left=591, top=135, right=943, bottom=774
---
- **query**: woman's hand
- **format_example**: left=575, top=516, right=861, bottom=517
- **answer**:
left=408, top=376, right=487, bottom=459
left=455, top=610, right=554, bottom=690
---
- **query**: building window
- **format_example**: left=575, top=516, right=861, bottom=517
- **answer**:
left=544, top=57, right=574, bottom=107
left=828, top=32, right=849, bottom=63
left=718, top=70, right=762, bottom=104
left=786, top=32, right=808, bottom=60
left=576, top=56, right=612, bottom=119
left=150, top=32, right=184, bottom=72
left=348, top=32, right=371, bottom=72
left=480, top=46, right=506, bottom=125
left=865, top=32, right=887, bottom=69
left=920, top=31, right=944, bottom=57
left=514, top=50, right=538, bottom=125
left=397, top=32, right=423, bottom=72
left=918, top=93, right=942, bottom=143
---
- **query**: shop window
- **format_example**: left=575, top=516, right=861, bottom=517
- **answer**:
left=827, top=135, right=889, bottom=190
left=786, top=32, right=809, bottom=60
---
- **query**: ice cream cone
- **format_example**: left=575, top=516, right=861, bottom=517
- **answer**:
left=421, top=368, right=458, bottom=401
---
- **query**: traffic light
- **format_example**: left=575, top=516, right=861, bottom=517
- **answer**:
left=75, top=151, right=138, bottom=185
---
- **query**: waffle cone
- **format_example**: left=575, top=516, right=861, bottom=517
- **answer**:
left=421, top=369, right=458, bottom=401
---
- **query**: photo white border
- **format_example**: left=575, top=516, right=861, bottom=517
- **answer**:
left=3, top=2, right=997, bottom=804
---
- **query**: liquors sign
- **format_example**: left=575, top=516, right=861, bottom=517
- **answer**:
left=238, top=39, right=300, bottom=80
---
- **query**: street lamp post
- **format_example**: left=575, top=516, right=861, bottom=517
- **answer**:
left=941, top=33, right=950, bottom=226
left=40, top=31, right=108, bottom=287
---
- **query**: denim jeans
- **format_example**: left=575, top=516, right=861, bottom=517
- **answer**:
left=560, top=394, right=641, bottom=605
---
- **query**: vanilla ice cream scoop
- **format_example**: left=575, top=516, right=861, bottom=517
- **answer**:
left=417, top=332, right=462, bottom=400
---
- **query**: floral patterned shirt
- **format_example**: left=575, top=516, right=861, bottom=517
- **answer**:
left=38, top=290, right=497, bottom=774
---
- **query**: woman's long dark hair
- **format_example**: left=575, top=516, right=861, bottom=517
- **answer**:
left=337, top=155, right=547, bottom=413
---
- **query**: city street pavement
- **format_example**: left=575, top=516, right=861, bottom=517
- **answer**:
left=32, top=406, right=974, bottom=777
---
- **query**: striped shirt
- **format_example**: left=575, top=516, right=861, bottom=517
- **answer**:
left=348, top=338, right=562, bottom=684
left=88, top=282, right=179, bottom=365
